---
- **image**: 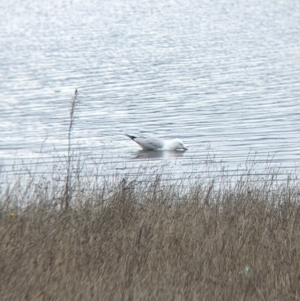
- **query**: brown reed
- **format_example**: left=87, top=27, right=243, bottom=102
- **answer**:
left=1, top=170, right=300, bottom=301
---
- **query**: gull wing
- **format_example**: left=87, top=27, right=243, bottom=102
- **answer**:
left=127, top=135, right=164, bottom=150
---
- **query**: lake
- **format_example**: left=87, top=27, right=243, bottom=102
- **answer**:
left=1, top=0, right=300, bottom=184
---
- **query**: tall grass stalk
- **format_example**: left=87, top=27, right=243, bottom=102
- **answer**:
left=63, top=89, right=78, bottom=210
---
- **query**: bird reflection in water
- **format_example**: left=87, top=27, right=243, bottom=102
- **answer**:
left=132, top=150, right=186, bottom=160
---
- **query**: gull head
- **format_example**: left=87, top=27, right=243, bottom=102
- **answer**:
left=172, top=138, right=188, bottom=151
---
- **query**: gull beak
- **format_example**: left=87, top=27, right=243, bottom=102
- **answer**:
left=183, top=146, right=188, bottom=151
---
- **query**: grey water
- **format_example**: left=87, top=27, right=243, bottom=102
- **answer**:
left=1, top=0, right=300, bottom=183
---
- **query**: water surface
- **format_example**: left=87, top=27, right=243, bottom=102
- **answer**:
left=1, top=0, right=300, bottom=182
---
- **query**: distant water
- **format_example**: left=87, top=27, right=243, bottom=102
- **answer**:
left=1, top=0, right=300, bottom=183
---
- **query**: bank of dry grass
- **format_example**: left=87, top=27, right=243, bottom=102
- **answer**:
left=1, top=171, right=300, bottom=301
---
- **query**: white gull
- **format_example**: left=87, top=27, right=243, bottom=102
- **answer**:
left=125, top=134, right=188, bottom=151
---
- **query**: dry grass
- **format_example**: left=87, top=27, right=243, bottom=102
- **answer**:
left=1, top=169, right=300, bottom=301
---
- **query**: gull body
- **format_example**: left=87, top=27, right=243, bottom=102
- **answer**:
left=125, top=134, right=188, bottom=151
